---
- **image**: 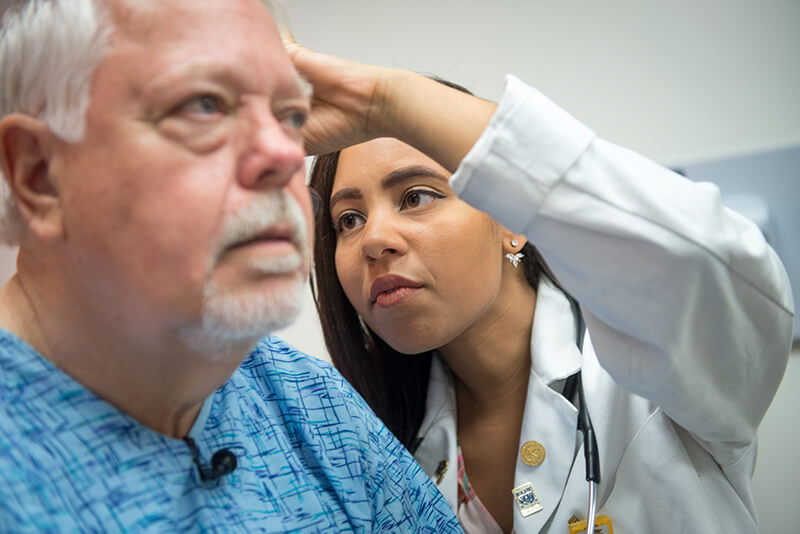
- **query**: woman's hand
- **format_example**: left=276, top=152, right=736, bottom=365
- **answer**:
left=285, top=33, right=497, bottom=172
left=283, top=32, right=393, bottom=155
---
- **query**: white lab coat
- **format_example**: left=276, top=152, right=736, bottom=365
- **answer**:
left=413, top=75, right=794, bottom=533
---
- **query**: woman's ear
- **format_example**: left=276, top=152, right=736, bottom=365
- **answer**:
left=0, top=114, right=64, bottom=241
left=501, top=230, right=527, bottom=254
left=499, top=229, right=527, bottom=269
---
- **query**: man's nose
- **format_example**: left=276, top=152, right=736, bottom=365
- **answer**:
left=238, top=109, right=305, bottom=190
left=361, top=210, right=407, bottom=263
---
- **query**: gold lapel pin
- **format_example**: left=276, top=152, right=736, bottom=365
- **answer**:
left=520, top=440, right=546, bottom=467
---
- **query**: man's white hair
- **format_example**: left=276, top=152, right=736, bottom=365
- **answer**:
left=0, top=0, right=285, bottom=246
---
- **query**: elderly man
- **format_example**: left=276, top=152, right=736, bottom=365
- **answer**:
left=0, top=0, right=461, bottom=532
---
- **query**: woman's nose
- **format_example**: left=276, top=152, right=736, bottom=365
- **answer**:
left=360, top=211, right=407, bottom=263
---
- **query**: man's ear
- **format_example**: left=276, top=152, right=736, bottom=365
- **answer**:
left=0, top=114, right=64, bottom=240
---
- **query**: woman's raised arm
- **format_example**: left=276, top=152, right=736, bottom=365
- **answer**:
left=285, top=35, right=496, bottom=172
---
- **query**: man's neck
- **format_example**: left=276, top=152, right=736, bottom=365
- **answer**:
left=0, top=274, right=50, bottom=356
left=0, top=273, right=249, bottom=438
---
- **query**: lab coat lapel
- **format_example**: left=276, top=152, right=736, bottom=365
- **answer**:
left=513, top=373, right=579, bottom=532
left=512, top=280, right=582, bottom=533
left=413, top=355, right=459, bottom=511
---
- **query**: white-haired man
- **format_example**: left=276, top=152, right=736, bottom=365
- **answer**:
left=0, top=0, right=461, bottom=532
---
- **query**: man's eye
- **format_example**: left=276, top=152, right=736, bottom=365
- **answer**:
left=284, top=111, right=307, bottom=130
left=401, top=189, right=443, bottom=210
left=177, top=95, right=224, bottom=116
left=335, top=211, right=366, bottom=233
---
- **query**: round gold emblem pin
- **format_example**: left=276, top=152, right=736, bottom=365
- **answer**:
left=520, top=440, right=546, bottom=466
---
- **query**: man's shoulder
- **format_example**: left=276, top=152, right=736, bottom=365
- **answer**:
left=235, top=335, right=370, bottom=419
left=243, top=335, right=344, bottom=385
left=230, top=335, right=390, bottom=478
left=232, top=338, right=461, bottom=532
left=0, top=328, right=35, bottom=363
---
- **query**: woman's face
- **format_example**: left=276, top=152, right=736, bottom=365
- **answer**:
left=330, top=138, right=507, bottom=354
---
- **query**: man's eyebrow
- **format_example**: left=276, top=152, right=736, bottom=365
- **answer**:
left=142, top=61, right=311, bottom=103
left=329, top=165, right=449, bottom=211
left=143, top=61, right=238, bottom=97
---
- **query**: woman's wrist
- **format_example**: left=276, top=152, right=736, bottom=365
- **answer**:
left=365, top=68, right=419, bottom=142
left=374, top=70, right=497, bottom=173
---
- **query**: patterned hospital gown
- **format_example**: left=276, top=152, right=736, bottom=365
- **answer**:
left=0, top=330, right=462, bottom=533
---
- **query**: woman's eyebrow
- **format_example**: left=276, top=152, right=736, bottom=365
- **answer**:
left=381, top=165, right=449, bottom=189
left=330, top=188, right=362, bottom=210
left=329, top=165, right=449, bottom=211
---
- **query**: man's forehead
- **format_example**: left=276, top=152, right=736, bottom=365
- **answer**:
left=102, top=0, right=165, bottom=31
left=96, top=0, right=306, bottom=95
left=102, top=0, right=277, bottom=40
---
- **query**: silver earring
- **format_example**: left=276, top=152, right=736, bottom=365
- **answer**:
left=506, top=252, right=524, bottom=268
left=511, top=239, right=518, bottom=247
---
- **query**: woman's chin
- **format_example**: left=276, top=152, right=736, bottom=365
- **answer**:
left=370, top=318, right=454, bottom=355
left=381, top=332, right=442, bottom=356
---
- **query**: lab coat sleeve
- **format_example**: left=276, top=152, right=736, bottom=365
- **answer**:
left=450, top=74, right=795, bottom=467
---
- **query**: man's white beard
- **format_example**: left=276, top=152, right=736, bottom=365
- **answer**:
left=184, top=270, right=305, bottom=358
left=180, top=191, right=308, bottom=359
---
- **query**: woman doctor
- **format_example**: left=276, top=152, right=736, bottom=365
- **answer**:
left=287, top=40, right=795, bottom=533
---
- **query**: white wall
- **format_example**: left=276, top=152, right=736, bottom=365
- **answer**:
left=283, top=0, right=800, bottom=164
left=0, top=0, right=798, bottom=531
left=0, top=247, right=14, bottom=284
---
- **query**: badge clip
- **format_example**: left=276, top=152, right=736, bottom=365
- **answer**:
left=567, top=514, right=614, bottom=533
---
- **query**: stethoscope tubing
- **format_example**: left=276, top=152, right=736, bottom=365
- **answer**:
left=587, top=482, right=598, bottom=533
left=566, top=296, right=601, bottom=532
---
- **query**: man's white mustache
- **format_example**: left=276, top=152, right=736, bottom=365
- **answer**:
left=213, top=192, right=308, bottom=265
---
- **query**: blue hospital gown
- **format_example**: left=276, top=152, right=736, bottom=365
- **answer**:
left=0, top=330, right=462, bottom=533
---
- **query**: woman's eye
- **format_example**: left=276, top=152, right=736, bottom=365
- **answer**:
left=401, top=189, right=443, bottom=210
left=336, top=211, right=366, bottom=233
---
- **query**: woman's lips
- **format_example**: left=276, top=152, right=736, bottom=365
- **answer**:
left=374, top=286, right=422, bottom=308
left=369, top=274, right=423, bottom=308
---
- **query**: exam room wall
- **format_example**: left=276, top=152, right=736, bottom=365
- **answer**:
left=1, top=0, right=798, bottom=531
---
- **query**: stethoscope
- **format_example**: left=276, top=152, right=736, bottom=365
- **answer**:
left=563, top=297, right=601, bottom=533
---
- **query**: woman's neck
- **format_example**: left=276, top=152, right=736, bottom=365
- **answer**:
left=438, top=273, right=537, bottom=417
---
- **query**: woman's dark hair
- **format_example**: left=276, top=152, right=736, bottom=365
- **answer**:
left=309, top=78, right=558, bottom=451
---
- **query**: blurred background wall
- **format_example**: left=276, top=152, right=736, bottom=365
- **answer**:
left=1, top=0, right=798, bottom=531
